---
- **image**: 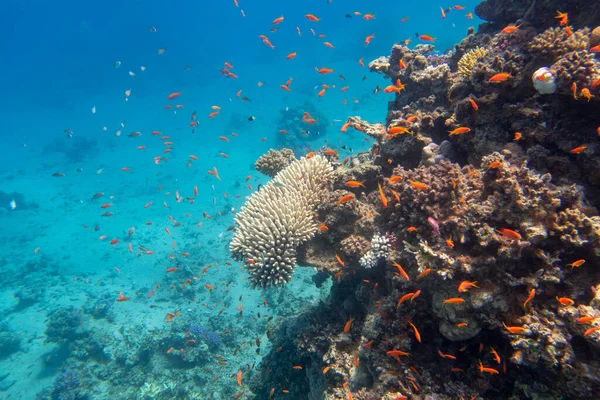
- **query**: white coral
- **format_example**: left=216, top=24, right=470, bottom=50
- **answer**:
left=532, top=67, right=557, bottom=94
left=230, top=155, right=333, bottom=288
left=359, top=233, right=391, bottom=268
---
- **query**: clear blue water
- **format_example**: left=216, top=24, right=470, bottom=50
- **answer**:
left=0, top=0, right=480, bottom=398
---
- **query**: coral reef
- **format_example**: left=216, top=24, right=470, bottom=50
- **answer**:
left=230, top=155, right=334, bottom=288
left=475, top=0, right=600, bottom=31
left=247, top=146, right=600, bottom=399
left=0, top=326, right=21, bottom=358
left=255, top=148, right=296, bottom=178
left=45, top=307, right=86, bottom=343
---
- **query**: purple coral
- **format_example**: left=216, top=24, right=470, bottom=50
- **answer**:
left=189, top=324, right=221, bottom=348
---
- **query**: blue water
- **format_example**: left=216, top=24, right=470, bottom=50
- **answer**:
left=0, top=0, right=480, bottom=398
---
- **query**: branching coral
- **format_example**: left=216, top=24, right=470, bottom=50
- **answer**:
left=230, top=155, right=333, bottom=288
left=457, top=47, right=489, bottom=79
left=255, top=148, right=296, bottom=178
left=528, top=27, right=590, bottom=60
left=358, top=232, right=391, bottom=268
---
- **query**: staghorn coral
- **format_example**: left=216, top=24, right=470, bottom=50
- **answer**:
left=528, top=27, right=590, bottom=60
left=457, top=47, right=489, bottom=79
left=230, top=155, right=333, bottom=288
left=255, top=148, right=296, bottom=177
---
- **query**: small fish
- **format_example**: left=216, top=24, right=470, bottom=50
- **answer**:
left=488, top=73, right=512, bottom=83
left=556, top=296, right=574, bottom=306
left=523, top=288, right=535, bottom=308
left=457, top=281, right=478, bottom=293
left=345, top=180, right=365, bottom=188
left=570, top=145, right=587, bottom=154
left=337, top=194, right=355, bottom=204
left=9, top=199, right=16, bottom=210
left=566, top=259, right=585, bottom=268
left=449, top=127, right=471, bottom=135
left=343, top=316, right=354, bottom=333
left=443, top=298, right=465, bottom=304
left=427, top=216, right=441, bottom=236
left=410, top=181, right=429, bottom=190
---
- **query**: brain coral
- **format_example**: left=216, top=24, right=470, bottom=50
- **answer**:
left=230, top=155, right=333, bottom=288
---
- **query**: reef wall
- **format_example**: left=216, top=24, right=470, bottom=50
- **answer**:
left=241, top=7, right=600, bottom=400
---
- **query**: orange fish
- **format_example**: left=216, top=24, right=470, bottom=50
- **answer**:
left=272, top=16, right=284, bottom=24
left=363, top=13, right=376, bottom=20
left=389, top=175, right=402, bottom=183
left=418, top=35, right=435, bottom=41
left=468, top=98, right=478, bottom=110
left=386, top=350, right=410, bottom=357
left=167, top=92, right=181, bottom=100
left=345, top=180, right=365, bottom=188
left=323, top=41, right=334, bottom=48
left=408, top=321, right=421, bottom=342
left=364, top=33, right=375, bottom=46
left=237, top=370, right=242, bottom=386
left=208, top=167, right=221, bottom=181
left=514, top=132, right=522, bottom=141
left=496, top=228, right=521, bottom=241
left=166, top=267, right=179, bottom=273
left=449, top=127, right=471, bottom=135
left=569, top=145, right=587, bottom=154
left=457, top=281, right=478, bottom=293
left=378, top=183, right=388, bottom=207
left=344, top=316, right=354, bottom=333
left=336, top=253, right=345, bottom=267
left=501, top=25, right=519, bottom=33
left=577, top=316, right=597, bottom=324
left=556, top=296, right=574, bottom=306
left=584, top=326, right=600, bottom=336
left=443, top=298, right=465, bottom=304
left=116, top=292, right=130, bottom=302
left=317, top=67, right=334, bottom=74
left=555, top=11, right=568, bottom=26
left=438, top=350, right=456, bottom=359
left=502, top=322, right=525, bottom=334
left=488, top=73, right=512, bottom=83
left=305, top=14, right=320, bottom=21
left=337, top=194, right=355, bottom=204
left=387, top=126, right=411, bottom=135
left=392, top=262, right=410, bottom=281
left=478, top=360, right=499, bottom=375
left=417, top=268, right=431, bottom=278
left=286, top=52, right=297, bottom=60
left=523, top=288, right=535, bottom=308
left=567, top=259, right=585, bottom=268
left=410, top=181, right=429, bottom=190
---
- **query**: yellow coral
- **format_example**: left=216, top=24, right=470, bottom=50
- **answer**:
left=457, top=47, right=489, bottom=78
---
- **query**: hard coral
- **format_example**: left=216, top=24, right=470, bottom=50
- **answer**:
left=551, top=50, right=600, bottom=93
left=255, top=148, right=296, bottom=177
left=528, top=27, right=590, bottom=60
left=230, top=155, right=333, bottom=288
left=457, top=47, right=490, bottom=79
